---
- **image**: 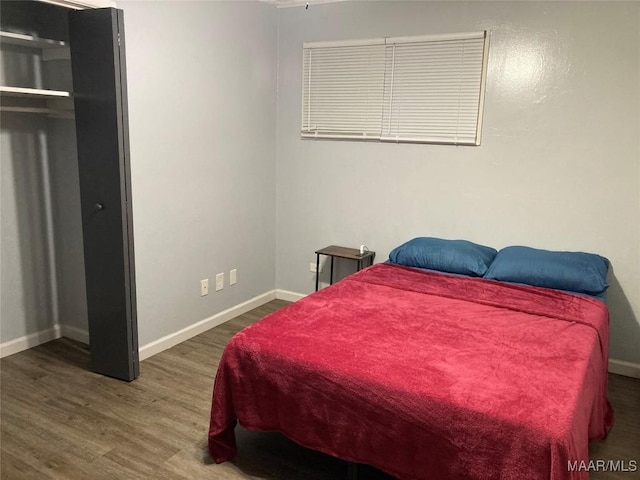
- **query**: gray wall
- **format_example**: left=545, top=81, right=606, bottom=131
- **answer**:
left=1, top=113, right=57, bottom=341
left=3, top=1, right=638, bottom=368
left=1, top=41, right=86, bottom=344
left=2, top=1, right=278, bottom=351
left=48, top=119, right=87, bottom=335
left=0, top=116, right=84, bottom=343
left=275, top=1, right=640, bottom=364
left=118, top=0, right=277, bottom=346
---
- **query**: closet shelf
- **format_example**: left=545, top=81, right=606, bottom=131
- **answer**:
left=0, top=105, right=74, bottom=119
left=0, top=86, right=72, bottom=99
left=0, top=31, right=68, bottom=49
left=1, top=87, right=74, bottom=117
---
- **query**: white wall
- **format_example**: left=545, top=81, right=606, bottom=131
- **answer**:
left=275, top=1, right=640, bottom=364
left=118, top=0, right=278, bottom=346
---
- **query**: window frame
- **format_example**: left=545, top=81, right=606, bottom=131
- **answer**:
left=301, top=31, right=490, bottom=146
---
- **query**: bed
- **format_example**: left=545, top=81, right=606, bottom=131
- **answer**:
left=208, top=239, right=614, bottom=480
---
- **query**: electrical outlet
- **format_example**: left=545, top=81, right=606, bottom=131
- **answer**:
left=201, top=279, right=209, bottom=296
left=216, top=273, right=224, bottom=291
left=310, top=262, right=323, bottom=273
left=230, top=269, right=237, bottom=285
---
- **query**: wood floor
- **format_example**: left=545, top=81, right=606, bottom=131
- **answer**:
left=1, top=299, right=639, bottom=480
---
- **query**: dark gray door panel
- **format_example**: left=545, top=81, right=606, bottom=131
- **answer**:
left=69, top=8, right=138, bottom=381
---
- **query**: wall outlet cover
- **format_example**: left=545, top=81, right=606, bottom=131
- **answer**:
left=310, top=262, right=323, bottom=273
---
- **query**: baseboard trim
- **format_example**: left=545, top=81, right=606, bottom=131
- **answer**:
left=0, top=290, right=278, bottom=361
left=608, top=359, right=640, bottom=379
left=275, top=289, right=307, bottom=302
left=138, top=290, right=277, bottom=361
left=0, top=325, right=61, bottom=358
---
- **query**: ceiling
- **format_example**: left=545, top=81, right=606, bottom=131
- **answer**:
left=261, top=0, right=348, bottom=8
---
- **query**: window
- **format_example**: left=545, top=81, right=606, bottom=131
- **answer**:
left=302, top=40, right=386, bottom=140
left=301, top=32, right=489, bottom=145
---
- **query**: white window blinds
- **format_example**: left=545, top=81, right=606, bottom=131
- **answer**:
left=302, top=40, right=386, bottom=140
left=302, top=31, right=489, bottom=145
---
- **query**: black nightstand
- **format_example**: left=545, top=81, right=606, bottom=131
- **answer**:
left=314, top=245, right=375, bottom=292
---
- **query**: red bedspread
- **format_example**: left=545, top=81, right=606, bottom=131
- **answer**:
left=208, top=263, right=613, bottom=480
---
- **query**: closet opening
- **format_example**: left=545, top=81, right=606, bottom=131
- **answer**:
left=1, top=0, right=138, bottom=381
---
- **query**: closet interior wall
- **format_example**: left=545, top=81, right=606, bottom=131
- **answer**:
left=1, top=1, right=88, bottom=348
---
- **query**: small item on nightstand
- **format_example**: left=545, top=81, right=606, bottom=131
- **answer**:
left=357, top=244, right=369, bottom=256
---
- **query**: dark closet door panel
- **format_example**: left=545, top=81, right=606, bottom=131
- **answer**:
left=69, top=8, right=138, bottom=381
left=0, top=0, right=69, bottom=42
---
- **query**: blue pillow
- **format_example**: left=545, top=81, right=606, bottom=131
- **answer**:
left=484, top=246, right=609, bottom=295
left=388, top=237, right=497, bottom=277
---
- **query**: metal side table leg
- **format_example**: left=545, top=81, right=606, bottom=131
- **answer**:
left=330, top=256, right=335, bottom=285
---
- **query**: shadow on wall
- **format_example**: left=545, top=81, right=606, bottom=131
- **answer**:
left=1, top=112, right=57, bottom=338
left=1, top=44, right=41, bottom=89
left=315, top=256, right=364, bottom=291
left=47, top=118, right=88, bottom=336
left=1, top=112, right=88, bottom=344
left=2, top=25, right=87, bottom=344
left=607, top=268, right=640, bottom=364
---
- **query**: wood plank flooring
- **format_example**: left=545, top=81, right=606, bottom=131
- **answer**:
left=1, top=299, right=639, bottom=480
